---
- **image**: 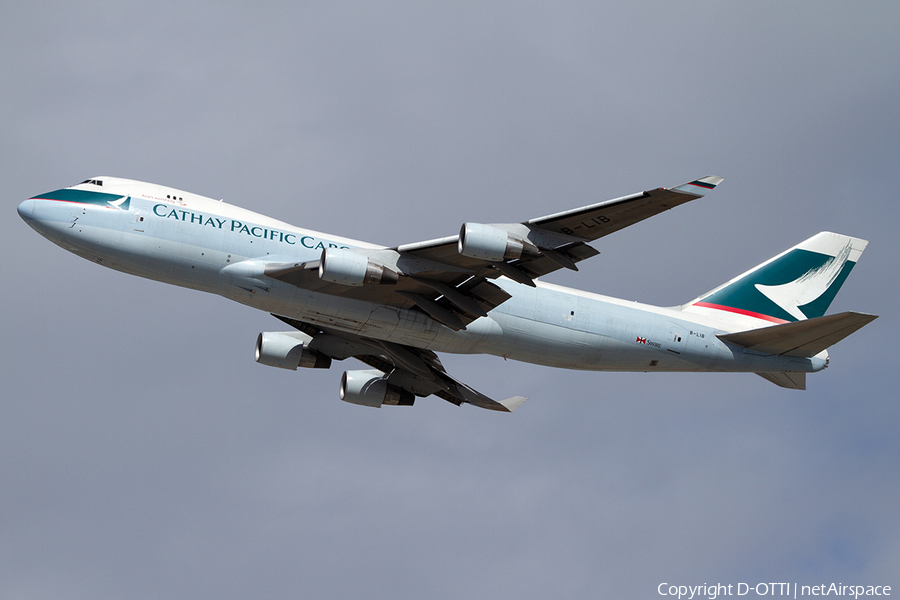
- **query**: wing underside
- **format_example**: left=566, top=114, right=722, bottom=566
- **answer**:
left=272, top=314, right=527, bottom=412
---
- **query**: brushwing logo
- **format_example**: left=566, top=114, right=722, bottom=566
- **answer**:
left=754, top=242, right=852, bottom=321
left=107, top=195, right=130, bottom=209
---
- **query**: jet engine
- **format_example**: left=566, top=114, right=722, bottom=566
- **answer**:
left=255, top=331, right=332, bottom=370
left=318, top=247, right=398, bottom=286
left=340, top=370, right=415, bottom=407
left=458, top=223, right=539, bottom=262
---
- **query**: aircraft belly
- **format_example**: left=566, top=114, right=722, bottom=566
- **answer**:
left=490, top=317, right=599, bottom=367
left=248, top=287, right=507, bottom=353
left=385, top=308, right=442, bottom=347
left=419, top=316, right=505, bottom=354
left=255, top=289, right=432, bottom=343
left=83, top=223, right=222, bottom=291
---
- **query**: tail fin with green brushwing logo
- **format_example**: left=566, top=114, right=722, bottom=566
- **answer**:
left=681, top=232, right=868, bottom=325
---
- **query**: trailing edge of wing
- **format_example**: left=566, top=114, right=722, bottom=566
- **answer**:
left=718, top=311, right=878, bottom=357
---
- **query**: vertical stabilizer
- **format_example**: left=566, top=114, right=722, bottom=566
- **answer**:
left=681, top=232, right=868, bottom=325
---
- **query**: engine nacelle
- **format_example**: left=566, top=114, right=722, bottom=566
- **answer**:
left=318, top=247, right=398, bottom=286
left=340, top=370, right=415, bottom=408
left=458, top=223, right=539, bottom=262
left=255, top=332, right=332, bottom=370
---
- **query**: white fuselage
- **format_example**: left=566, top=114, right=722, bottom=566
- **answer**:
left=17, top=178, right=825, bottom=376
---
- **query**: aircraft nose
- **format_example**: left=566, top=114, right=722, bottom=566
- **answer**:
left=17, top=198, right=35, bottom=222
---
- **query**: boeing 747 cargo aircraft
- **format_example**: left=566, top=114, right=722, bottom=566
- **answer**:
left=17, top=176, right=876, bottom=411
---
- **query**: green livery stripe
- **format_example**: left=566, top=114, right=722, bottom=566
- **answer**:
left=32, top=188, right=130, bottom=210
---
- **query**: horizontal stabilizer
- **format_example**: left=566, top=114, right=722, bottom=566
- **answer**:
left=756, top=371, right=806, bottom=390
left=719, top=311, right=878, bottom=357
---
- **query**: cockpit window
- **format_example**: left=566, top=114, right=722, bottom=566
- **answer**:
left=80, top=179, right=103, bottom=186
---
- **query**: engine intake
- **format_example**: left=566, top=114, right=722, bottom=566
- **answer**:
left=255, top=332, right=332, bottom=370
left=458, top=223, right=538, bottom=262
left=319, top=247, right=398, bottom=286
left=340, top=370, right=415, bottom=407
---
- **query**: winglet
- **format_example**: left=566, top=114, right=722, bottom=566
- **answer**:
left=671, top=176, right=724, bottom=196
left=498, top=395, right=528, bottom=412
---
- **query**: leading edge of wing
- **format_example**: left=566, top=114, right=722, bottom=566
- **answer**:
left=526, top=175, right=724, bottom=240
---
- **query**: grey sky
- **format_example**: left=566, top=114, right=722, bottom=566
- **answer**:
left=2, top=2, right=898, bottom=598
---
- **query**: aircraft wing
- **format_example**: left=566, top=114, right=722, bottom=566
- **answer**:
left=527, top=176, right=725, bottom=239
left=265, top=176, right=723, bottom=331
left=396, top=175, right=724, bottom=283
left=273, top=314, right=527, bottom=412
